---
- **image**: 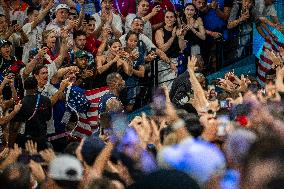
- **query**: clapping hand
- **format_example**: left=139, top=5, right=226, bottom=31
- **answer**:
left=82, top=69, right=94, bottom=79
left=265, top=49, right=283, bottom=68
left=130, top=49, right=139, bottom=61
left=240, top=10, right=250, bottom=22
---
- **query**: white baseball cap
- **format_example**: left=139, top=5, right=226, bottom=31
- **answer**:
left=55, top=4, right=70, bottom=12
left=48, top=155, right=83, bottom=181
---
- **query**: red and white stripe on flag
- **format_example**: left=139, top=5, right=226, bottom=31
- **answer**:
left=257, top=38, right=284, bottom=86
left=71, top=86, right=109, bottom=140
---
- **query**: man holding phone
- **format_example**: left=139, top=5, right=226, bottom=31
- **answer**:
left=73, top=50, right=96, bottom=90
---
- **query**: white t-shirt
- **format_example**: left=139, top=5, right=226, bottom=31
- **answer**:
left=46, top=20, right=73, bottom=54
left=92, top=12, right=123, bottom=39
left=120, top=33, right=156, bottom=52
left=22, top=22, right=44, bottom=64
left=20, top=61, right=58, bottom=134
left=10, top=10, right=27, bottom=26
left=38, top=83, right=57, bottom=134
left=125, top=13, right=153, bottom=40
left=254, top=0, right=277, bottom=17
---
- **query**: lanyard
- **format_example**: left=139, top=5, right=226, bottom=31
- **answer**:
left=27, top=94, right=41, bottom=121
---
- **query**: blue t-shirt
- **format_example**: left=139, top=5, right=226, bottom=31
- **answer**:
left=203, top=0, right=226, bottom=32
left=98, top=92, right=119, bottom=115
left=75, top=0, right=101, bottom=15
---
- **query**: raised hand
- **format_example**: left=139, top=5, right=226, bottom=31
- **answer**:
left=0, top=148, right=9, bottom=161
left=210, top=0, right=218, bottom=10
left=151, top=5, right=161, bottom=16
left=13, top=102, right=22, bottom=113
left=59, top=78, right=72, bottom=90
left=82, top=69, right=94, bottom=79
left=187, top=55, right=198, bottom=71
left=46, top=0, right=54, bottom=10
left=239, top=74, right=251, bottom=92
left=25, top=140, right=37, bottom=155
left=130, top=49, right=139, bottom=61
left=130, top=114, right=150, bottom=148
left=162, top=85, right=179, bottom=122
left=29, top=160, right=46, bottom=183
left=37, top=47, right=48, bottom=59
left=39, top=148, right=55, bottom=163
left=265, top=49, right=282, bottom=68
left=7, top=143, right=22, bottom=163
left=66, top=20, right=79, bottom=31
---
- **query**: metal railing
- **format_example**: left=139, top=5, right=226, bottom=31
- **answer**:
left=127, top=25, right=254, bottom=111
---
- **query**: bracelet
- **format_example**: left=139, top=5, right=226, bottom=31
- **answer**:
left=178, top=35, right=185, bottom=40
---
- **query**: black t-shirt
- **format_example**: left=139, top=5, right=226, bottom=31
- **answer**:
left=170, top=71, right=197, bottom=113
left=0, top=55, right=15, bottom=74
left=224, top=0, right=234, bottom=8
left=12, top=94, right=52, bottom=138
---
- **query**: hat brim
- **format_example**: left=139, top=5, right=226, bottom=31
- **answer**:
left=0, top=41, right=12, bottom=47
left=76, top=55, right=89, bottom=59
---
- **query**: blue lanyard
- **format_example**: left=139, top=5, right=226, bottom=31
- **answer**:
left=27, top=94, right=41, bottom=121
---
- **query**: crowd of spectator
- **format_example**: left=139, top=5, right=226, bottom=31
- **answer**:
left=0, top=0, right=284, bottom=189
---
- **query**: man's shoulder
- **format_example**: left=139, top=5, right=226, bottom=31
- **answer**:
left=126, top=13, right=136, bottom=19
left=113, top=12, right=122, bottom=20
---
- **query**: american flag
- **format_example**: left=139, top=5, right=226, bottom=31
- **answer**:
left=71, top=86, right=109, bottom=140
left=257, top=38, right=284, bottom=86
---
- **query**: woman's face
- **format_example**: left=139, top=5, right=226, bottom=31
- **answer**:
left=0, top=44, right=11, bottom=58
left=138, top=0, right=150, bottom=16
left=164, top=11, right=176, bottom=27
left=86, top=20, right=96, bottom=34
left=28, top=10, right=39, bottom=22
left=185, top=5, right=196, bottom=18
left=242, top=0, right=253, bottom=9
left=126, top=34, right=138, bottom=50
left=110, top=42, right=122, bottom=54
left=46, top=32, right=57, bottom=49
left=193, top=0, right=205, bottom=10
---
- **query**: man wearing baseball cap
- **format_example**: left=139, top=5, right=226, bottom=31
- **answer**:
left=0, top=39, right=14, bottom=74
left=46, top=4, right=71, bottom=54
left=46, top=2, right=84, bottom=54
left=74, top=50, right=96, bottom=90
left=47, top=155, right=83, bottom=189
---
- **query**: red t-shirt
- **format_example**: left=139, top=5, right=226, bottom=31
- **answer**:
left=113, top=0, right=136, bottom=18
left=85, top=35, right=102, bottom=56
left=149, top=0, right=175, bottom=26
